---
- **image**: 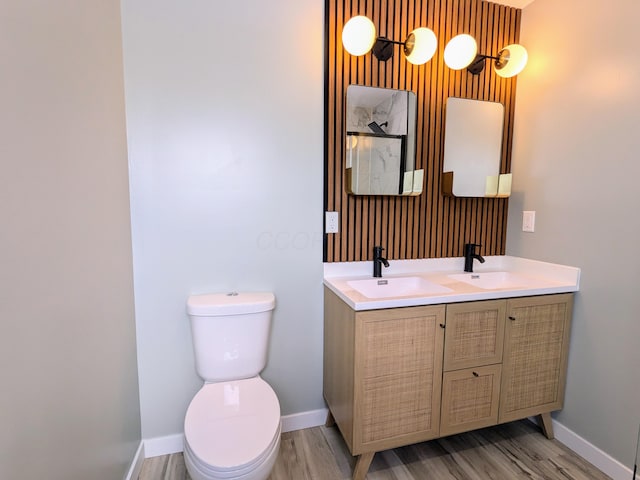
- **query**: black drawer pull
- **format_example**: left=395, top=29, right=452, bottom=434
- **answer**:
left=439, top=323, right=445, bottom=329
left=508, top=316, right=516, bottom=321
left=472, top=371, right=479, bottom=377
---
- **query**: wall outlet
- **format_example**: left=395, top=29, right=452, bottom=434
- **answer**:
left=325, top=211, right=339, bottom=233
left=523, top=211, right=536, bottom=232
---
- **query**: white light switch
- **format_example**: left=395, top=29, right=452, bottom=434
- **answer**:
left=325, top=211, right=339, bottom=233
left=523, top=211, right=536, bottom=232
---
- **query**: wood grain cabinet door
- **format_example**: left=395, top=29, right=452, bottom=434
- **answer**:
left=499, top=294, right=574, bottom=423
left=353, top=305, right=446, bottom=454
left=443, top=300, right=506, bottom=371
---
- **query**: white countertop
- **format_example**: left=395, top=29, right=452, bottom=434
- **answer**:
left=323, top=256, right=580, bottom=311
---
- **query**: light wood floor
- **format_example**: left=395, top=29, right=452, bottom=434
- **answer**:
left=138, top=420, right=611, bottom=480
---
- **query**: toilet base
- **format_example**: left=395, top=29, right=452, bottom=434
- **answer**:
left=184, top=424, right=281, bottom=480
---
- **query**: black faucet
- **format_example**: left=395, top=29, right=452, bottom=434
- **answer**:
left=373, top=246, right=390, bottom=278
left=464, top=243, right=485, bottom=272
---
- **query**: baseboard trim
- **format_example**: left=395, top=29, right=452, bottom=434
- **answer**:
left=140, top=408, right=328, bottom=460
left=281, top=408, right=328, bottom=433
left=124, top=441, right=145, bottom=480
left=144, top=433, right=185, bottom=458
left=528, top=417, right=633, bottom=480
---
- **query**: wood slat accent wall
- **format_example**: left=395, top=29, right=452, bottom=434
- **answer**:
left=324, top=0, right=521, bottom=262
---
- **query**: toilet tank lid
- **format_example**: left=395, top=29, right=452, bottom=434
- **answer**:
left=187, top=292, right=275, bottom=316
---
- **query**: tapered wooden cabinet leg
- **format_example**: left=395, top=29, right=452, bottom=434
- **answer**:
left=325, top=409, right=335, bottom=427
left=539, top=412, right=554, bottom=439
left=353, top=452, right=375, bottom=480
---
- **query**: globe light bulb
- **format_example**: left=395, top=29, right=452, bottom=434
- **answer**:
left=444, top=34, right=478, bottom=70
left=404, top=28, right=437, bottom=65
left=494, top=44, right=528, bottom=78
left=342, top=16, right=376, bottom=56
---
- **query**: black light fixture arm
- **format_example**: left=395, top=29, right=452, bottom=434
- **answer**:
left=372, top=37, right=401, bottom=61
left=375, top=37, right=405, bottom=47
left=372, top=33, right=417, bottom=61
left=467, top=43, right=522, bottom=75
left=467, top=53, right=500, bottom=75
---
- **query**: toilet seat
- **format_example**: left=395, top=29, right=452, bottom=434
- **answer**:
left=184, top=377, right=281, bottom=472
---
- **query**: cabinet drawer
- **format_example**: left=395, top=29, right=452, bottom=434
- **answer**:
left=443, top=300, right=506, bottom=371
left=440, top=364, right=502, bottom=436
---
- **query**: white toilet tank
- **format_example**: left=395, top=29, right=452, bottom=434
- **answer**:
left=186, top=292, right=275, bottom=382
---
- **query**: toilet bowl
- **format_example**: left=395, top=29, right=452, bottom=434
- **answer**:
left=184, top=292, right=280, bottom=480
left=184, top=377, right=281, bottom=480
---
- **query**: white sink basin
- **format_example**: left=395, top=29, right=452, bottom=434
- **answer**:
left=448, top=271, right=532, bottom=290
left=347, top=276, right=453, bottom=299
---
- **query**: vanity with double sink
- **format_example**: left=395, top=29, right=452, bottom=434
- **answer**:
left=323, top=254, right=580, bottom=480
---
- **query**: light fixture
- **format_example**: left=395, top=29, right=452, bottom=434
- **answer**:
left=493, top=44, right=528, bottom=78
left=465, top=44, right=528, bottom=77
left=443, top=34, right=478, bottom=70
left=342, top=16, right=437, bottom=66
left=403, top=28, right=438, bottom=65
left=341, top=16, right=376, bottom=56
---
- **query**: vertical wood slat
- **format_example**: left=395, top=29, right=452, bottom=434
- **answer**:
left=325, top=0, right=521, bottom=263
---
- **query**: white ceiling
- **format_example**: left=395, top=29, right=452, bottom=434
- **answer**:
left=498, top=0, right=535, bottom=7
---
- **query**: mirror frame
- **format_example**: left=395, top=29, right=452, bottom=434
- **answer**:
left=442, top=97, right=510, bottom=198
left=344, top=85, right=422, bottom=196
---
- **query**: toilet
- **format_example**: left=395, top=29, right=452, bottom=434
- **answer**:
left=184, top=292, right=281, bottom=480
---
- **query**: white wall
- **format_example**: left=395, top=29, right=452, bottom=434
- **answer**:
left=508, top=0, right=640, bottom=467
left=122, top=0, right=325, bottom=438
left=0, top=1, right=140, bottom=478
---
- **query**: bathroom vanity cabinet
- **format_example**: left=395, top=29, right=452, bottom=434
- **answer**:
left=323, top=288, right=574, bottom=480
